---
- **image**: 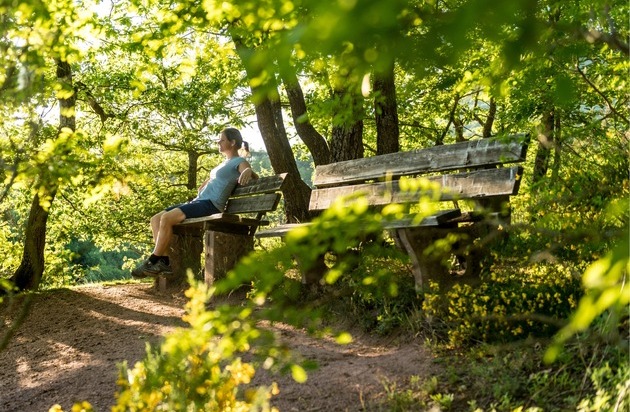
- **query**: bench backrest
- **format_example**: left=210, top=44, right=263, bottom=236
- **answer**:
left=224, top=173, right=288, bottom=215
left=309, top=135, right=529, bottom=212
left=179, top=173, right=288, bottom=229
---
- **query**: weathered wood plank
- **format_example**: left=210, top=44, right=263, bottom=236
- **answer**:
left=313, top=135, right=529, bottom=187
left=176, top=194, right=281, bottom=228
left=254, top=223, right=306, bottom=238
left=205, top=231, right=254, bottom=285
left=225, top=193, right=282, bottom=214
left=231, top=173, right=287, bottom=197
left=256, top=209, right=463, bottom=239
left=309, top=166, right=524, bottom=211
left=179, top=213, right=270, bottom=229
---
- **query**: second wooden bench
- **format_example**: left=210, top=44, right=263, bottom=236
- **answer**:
left=256, top=135, right=530, bottom=290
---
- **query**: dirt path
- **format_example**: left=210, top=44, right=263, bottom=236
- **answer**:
left=0, top=283, right=437, bottom=411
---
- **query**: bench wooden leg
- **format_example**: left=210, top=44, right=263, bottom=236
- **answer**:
left=204, top=231, right=254, bottom=286
left=295, top=253, right=327, bottom=285
left=155, top=231, right=203, bottom=291
left=396, top=228, right=451, bottom=291
left=396, top=226, right=487, bottom=291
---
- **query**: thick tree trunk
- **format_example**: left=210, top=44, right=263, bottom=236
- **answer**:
left=330, top=88, right=364, bottom=162
left=330, top=119, right=364, bottom=162
left=253, top=96, right=312, bottom=222
left=373, top=62, right=400, bottom=155
left=232, top=39, right=311, bottom=222
left=281, top=70, right=331, bottom=165
left=11, top=192, right=56, bottom=290
left=533, top=109, right=554, bottom=183
left=11, top=59, right=75, bottom=292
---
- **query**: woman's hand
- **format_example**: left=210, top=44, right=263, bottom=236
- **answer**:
left=238, top=167, right=254, bottom=185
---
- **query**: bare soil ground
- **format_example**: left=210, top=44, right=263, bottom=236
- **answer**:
left=0, top=283, right=439, bottom=412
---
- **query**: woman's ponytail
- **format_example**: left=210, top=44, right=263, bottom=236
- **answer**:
left=239, top=140, right=251, bottom=158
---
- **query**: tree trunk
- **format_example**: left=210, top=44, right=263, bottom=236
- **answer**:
left=281, top=70, right=331, bottom=165
left=254, top=95, right=312, bottom=222
left=330, top=119, right=363, bottom=161
left=187, top=151, right=200, bottom=192
left=330, top=88, right=364, bottom=162
left=438, top=93, right=461, bottom=145
left=533, top=109, right=554, bottom=183
left=11, top=58, right=75, bottom=292
left=482, top=98, right=496, bottom=137
left=550, top=112, right=562, bottom=182
left=373, top=62, right=400, bottom=155
left=11, top=192, right=56, bottom=290
left=454, top=116, right=465, bottom=142
left=232, top=39, right=311, bottom=222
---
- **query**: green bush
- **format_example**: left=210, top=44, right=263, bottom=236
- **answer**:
left=113, top=277, right=280, bottom=412
left=422, top=261, right=583, bottom=347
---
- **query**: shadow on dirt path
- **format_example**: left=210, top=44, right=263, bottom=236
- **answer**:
left=1, top=283, right=439, bottom=412
left=0, top=284, right=186, bottom=412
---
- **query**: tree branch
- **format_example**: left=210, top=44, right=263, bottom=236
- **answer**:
left=576, top=64, right=630, bottom=124
left=579, top=4, right=629, bottom=56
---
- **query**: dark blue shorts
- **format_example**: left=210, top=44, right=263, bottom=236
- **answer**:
left=165, top=199, right=221, bottom=219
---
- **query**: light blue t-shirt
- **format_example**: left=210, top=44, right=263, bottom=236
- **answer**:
left=196, top=156, right=246, bottom=211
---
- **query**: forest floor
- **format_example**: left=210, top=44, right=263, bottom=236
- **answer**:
left=0, top=282, right=440, bottom=412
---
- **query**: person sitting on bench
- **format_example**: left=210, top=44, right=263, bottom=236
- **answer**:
left=132, top=127, right=258, bottom=278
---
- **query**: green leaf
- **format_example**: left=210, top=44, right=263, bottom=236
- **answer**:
left=335, top=332, right=353, bottom=344
left=290, top=364, right=308, bottom=383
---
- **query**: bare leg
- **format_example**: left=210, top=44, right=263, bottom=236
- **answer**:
left=150, top=211, right=166, bottom=243
left=152, top=208, right=186, bottom=256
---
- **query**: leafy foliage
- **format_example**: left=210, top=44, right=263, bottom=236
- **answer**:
left=422, top=262, right=583, bottom=346
left=1, top=0, right=628, bottom=410
left=113, top=277, right=280, bottom=412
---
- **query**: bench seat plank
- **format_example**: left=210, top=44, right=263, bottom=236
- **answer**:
left=256, top=209, right=464, bottom=239
left=179, top=213, right=270, bottom=229
left=255, top=223, right=307, bottom=239
left=382, top=209, right=462, bottom=229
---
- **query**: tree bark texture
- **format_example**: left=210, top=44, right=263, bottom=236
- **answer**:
left=482, top=98, right=496, bottom=138
left=330, top=88, right=364, bottom=162
left=281, top=70, right=331, bottom=165
left=550, top=113, right=562, bottom=181
left=253, top=96, right=312, bottom=222
left=187, top=151, right=200, bottom=192
left=373, top=64, right=400, bottom=155
left=58, top=60, right=76, bottom=130
left=11, top=192, right=57, bottom=291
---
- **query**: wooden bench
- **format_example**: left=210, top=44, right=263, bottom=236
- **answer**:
left=158, top=173, right=287, bottom=290
left=256, top=135, right=530, bottom=290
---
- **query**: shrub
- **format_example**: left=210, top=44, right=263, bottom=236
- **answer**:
left=422, top=261, right=583, bottom=347
left=113, top=277, right=279, bottom=412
